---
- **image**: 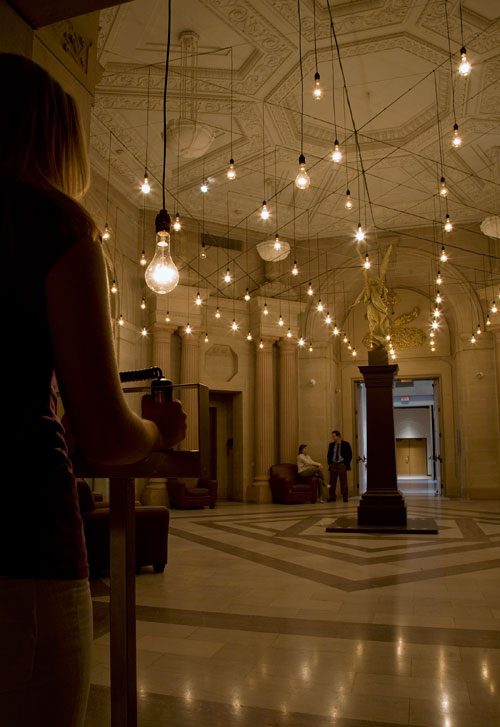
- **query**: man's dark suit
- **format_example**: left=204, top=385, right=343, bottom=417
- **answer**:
left=327, top=439, right=352, bottom=501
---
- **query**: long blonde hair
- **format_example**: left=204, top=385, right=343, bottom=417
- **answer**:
left=0, top=53, right=90, bottom=200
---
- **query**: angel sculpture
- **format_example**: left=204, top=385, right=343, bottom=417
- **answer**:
left=353, top=244, right=393, bottom=350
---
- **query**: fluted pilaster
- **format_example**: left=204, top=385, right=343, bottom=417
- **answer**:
left=151, top=322, right=178, bottom=379
left=278, top=338, right=298, bottom=463
left=252, top=337, right=276, bottom=501
left=179, top=328, right=200, bottom=450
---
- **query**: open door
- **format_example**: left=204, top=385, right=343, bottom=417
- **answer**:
left=355, top=382, right=367, bottom=494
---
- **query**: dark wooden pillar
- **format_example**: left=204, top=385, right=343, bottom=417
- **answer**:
left=357, top=363, right=407, bottom=526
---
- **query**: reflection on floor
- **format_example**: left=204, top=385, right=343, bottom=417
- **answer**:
left=398, top=478, right=438, bottom=496
left=86, top=497, right=500, bottom=727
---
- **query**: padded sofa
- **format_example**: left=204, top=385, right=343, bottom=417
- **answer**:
left=269, top=463, right=319, bottom=504
left=167, top=477, right=218, bottom=509
left=77, top=480, right=169, bottom=578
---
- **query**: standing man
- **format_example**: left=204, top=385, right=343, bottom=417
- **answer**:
left=327, top=430, right=352, bottom=502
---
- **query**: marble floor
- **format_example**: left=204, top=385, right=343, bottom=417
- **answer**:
left=85, top=497, right=500, bottom=727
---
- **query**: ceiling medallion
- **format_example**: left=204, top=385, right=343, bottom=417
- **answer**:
left=256, top=239, right=291, bottom=262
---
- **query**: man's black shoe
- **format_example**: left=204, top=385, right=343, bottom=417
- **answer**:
left=327, top=497, right=336, bottom=502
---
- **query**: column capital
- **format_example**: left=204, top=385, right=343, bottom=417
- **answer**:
left=277, top=337, right=297, bottom=354
left=151, top=321, right=178, bottom=341
left=178, top=326, right=201, bottom=343
left=255, top=336, right=277, bottom=352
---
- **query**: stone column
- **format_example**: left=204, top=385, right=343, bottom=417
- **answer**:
left=278, top=338, right=298, bottom=463
left=250, top=337, right=276, bottom=503
left=179, top=327, right=200, bottom=451
left=493, top=325, right=500, bottom=431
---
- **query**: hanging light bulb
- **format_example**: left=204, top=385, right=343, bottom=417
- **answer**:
left=440, top=177, right=448, bottom=197
left=386, top=334, right=391, bottom=341
left=444, top=214, right=453, bottom=232
left=491, top=300, right=498, bottom=313
left=459, top=47, right=471, bottom=77
left=325, top=312, right=332, bottom=324
left=430, top=330, right=435, bottom=338
left=347, top=340, right=352, bottom=350
left=215, top=307, right=221, bottom=319
left=102, top=223, right=111, bottom=241
left=195, top=292, right=202, bottom=306
left=200, top=243, right=207, bottom=259
left=165, top=311, right=170, bottom=322
left=295, top=154, right=310, bottom=190
left=140, top=326, right=148, bottom=337
left=317, top=299, right=324, bottom=312
left=431, top=346, right=436, bottom=352
left=274, top=233, right=281, bottom=250
left=224, top=268, right=231, bottom=283
left=364, top=253, right=371, bottom=269
left=185, top=323, right=192, bottom=334
left=452, top=123, right=462, bottom=148
left=470, top=332, right=476, bottom=343
left=111, top=280, right=118, bottom=294
left=247, top=331, right=252, bottom=341
left=118, top=314, right=124, bottom=326
left=352, top=349, right=357, bottom=357
left=436, top=290, right=442, bottom=304
left=145, top=210, right=180, bottom=294
left=356, top=223, right=365, bottom=242
left=244, top=289, right=251, bottom=302
left=173, top=213, right=181, bottom=232
left=436, top=270, right=443, bottom=285
left=259, top=339, right=264, bottom=349
left=432, top=320, right=438, bottom=330
left=141, top=172, right=151, bottom=194
left=263, top=303, right=269, bottom=315
left=307, top=282, right=313, bottom=296
left=227, top=158, right=236, bottom=180
left=486, top=314, right=491, bottom=326
left=292, top=261, right=299, bottom=276
left=333, top=325, right=339, bottom=336
left=139, top=250, right=147, bottom=266
left=278, top=315, right=284, bottom=327
left=140, top=297, right=146, bottom=310
left=204, top=332, right=209, bottom=343
left=231, top=319, right=238, bottom=331
left=433, top=306, right=440, bottom=318
left=313, top=71, right=322, bottom=100
left=260, top=201, right=270, bottom=220
left=440, top=246, right=448, bottom=263
left=287, top=328, right=292, bottom=338
left=200, top=180, right=208, bottom=194
left=298, top=336, right=305, bottom=347
left=309, top=344, right=314, bottom=352
left=391, top=351, right=397, bottom=360
left=331, top=140, right=342, bottom=163
left=345, top=189, right=353, bottom=209
left=476, top=323, right=482, bottom=335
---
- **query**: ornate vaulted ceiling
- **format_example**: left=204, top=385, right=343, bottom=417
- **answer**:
left=92, top=0, right=500, bottom=241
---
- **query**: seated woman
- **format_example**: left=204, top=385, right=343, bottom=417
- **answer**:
left=297, top=444, right=325, bottom=502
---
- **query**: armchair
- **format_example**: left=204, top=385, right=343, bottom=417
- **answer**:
left=269, top=463, right=319, bottom=504
left=167, top=477, right=218, bottom=509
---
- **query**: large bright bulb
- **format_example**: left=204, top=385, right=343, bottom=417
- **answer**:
left=295, top=154, right=310, bottom=190
left=345, top=190, right=353, bottom=209
left=444, top=214, right=452, bottom=232
left=260, top=201, right=270, bottom=220
left=145, top=211, right=179, bottom=294
left=452, top=124, right=462, bottom=148
left=313, top=72, right=322, bottom=100
left=200, top=181, right=208, bottom=194
left=173, top=213, right=181, bottom=232
left=141, top=173, right=151, bottom=194
left=440, top=177, right=448, bottom=197
left=356, top=223, right=365, bottom=241
left=227, top=158, right=236, bottom=180
left=331, top=140, right=342, bottom=163
left=459, top=47, right=471, bottom=77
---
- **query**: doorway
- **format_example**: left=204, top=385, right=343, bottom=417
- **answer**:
left=355, top=378, right=442, bottom=496
left=208, top=391, right=242, bottom=501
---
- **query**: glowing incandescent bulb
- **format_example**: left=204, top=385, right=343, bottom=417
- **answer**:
left=145, top=210, right=179, bottom=294
left=141, top=173, right=150, bottom=194
left=459, top=47, right=471, bottom=77
left=224, top=269, right=231, bottom=283
left=440, top=177, right=448, bottom=197
left=492, top=301, right=498, bottom=313
left=204, top=333, right=209, bottom=342
left=165, top=312, right=170, bottom=322
left=111, top=280, right=118, bottom=294
left=331, top=140, right=342, bottom=164
left=352, top=349, right=357, bottom=357
left=452, top=123, right=462, bottom=148
left=260, top=201, right=270, bottom=220
left=287, top=328, right=292, bottom=338
left=333, top=325, right=339, bottom=336
left=444, top=214, right=453, bottom=232
left=227, top=158, right=236, bottom=180
left=140, top=297, right=146, bottom=310
left=364, top=253, right=371, bottom=269
left=139, top=250, right=147, bottom=266
left=102, top=223, right=111, bottom=241
left=118, top=314, right=124, bottom=326
left=298, top=337, right=305, bottom=347
left=215, top=307, right=221, bottom=319
left=476, top=323, right=482, bottom=335
left=173, top=213, right=181, bottom=232
left=345, top=190, right=353, bottom=209
left=347, top=340, right=352, bottom=350
left=313, top=72, right=322, bottom=100
left=440, top=246, right=448, bottom=263
left=317, top=300, right=324, bottom=312
left=247, top=331, right=252, bottom=340
left=263, top=303, right=269, bottom=315
left=307, top=282, right=313, bottom=296
left=200, top=181, right=208, bottom=194
left=471, top=332, right=476, bottom=343
left=325, top=312, right=332, bottom=324
left=343, top=334, right=348, bottom=343
left=200, top=243, right=207, bottom=259
left=244, top=289, right=251, bottom=302
left=292, top=261, right=299, bottom=275
left=309, top=344, right=314, bottom=352
left=195, top=292, right=202, bottom=306
left=436, top=290, right=442, bottom=304
left=356, top=223, right=365, bottom=242
left=295, top=154, right=310, bottom=190
left=185, top=323, right=192, bottom=334
left=259, top=339, right=264, bottom=349
left=274, top=234, right=281, bottom=250
left=141, top=327, right=148, bottom=337
left=432, top=320, right=438, bottom=330
left=231, top=319, right=238, bottom=331
left=433, top=306, right=440, bottom=318
left=278, top=315, right=284, bottom=326
left=486, top=314, right=491, bottom=326
left=436, top=271, right=443, bottom=285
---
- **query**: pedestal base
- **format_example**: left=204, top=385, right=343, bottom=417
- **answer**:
left=357, top=489, right=407, bottom=526
left=141, top=478, right=168, bottom=507
left=326, top=516, right=438, bottom=534
left=247, top=478, right=273, bottom=504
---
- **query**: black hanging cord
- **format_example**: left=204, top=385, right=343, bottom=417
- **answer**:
left=444, top=0, right=457, bottom=125
left=297, top=0, right=304, bottom=156
left=162, top=0, right=172, bottom=211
